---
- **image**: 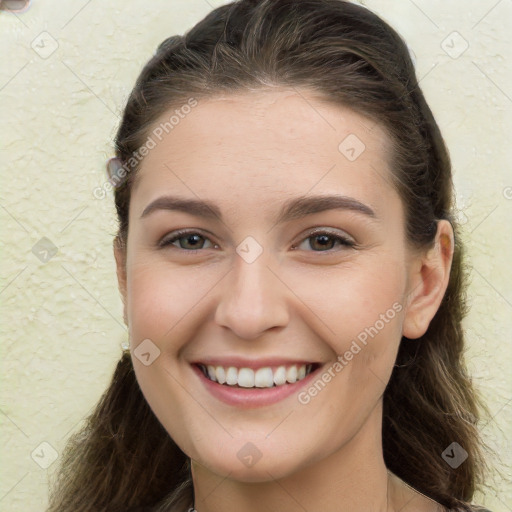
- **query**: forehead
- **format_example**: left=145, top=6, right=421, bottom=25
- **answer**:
left=131, top=88, right=397, bottom=220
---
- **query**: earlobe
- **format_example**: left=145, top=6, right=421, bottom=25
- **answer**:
left=402, top=220, right=454, bottom=339
left=113, top=236, right=128, bottom=326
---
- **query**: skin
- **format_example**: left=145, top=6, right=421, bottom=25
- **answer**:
left=114, top=88, right=454, bottom=512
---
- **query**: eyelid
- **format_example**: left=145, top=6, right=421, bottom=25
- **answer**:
left=298, top=226, right=355, bottom=244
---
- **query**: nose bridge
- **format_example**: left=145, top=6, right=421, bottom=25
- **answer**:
left=214, top=246, right=289, bottom=339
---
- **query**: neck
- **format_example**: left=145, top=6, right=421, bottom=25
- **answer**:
left=189, top=401, right=434, bottom=512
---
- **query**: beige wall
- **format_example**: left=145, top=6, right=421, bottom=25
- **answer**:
left=1, top=0, right=510, bottom=510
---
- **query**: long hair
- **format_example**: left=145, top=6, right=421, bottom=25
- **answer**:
left=47, top=1, right=493, bottom=510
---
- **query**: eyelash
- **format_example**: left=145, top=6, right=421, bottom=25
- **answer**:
left=158, top=228, right=356, bottom=254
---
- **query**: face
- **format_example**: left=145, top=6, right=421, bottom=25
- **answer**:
left=115, top=88, right=433, bottom=482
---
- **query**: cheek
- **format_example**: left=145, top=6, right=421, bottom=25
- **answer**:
left=125, top=260, right=215, bottom=341
left=292, top=261, right=405, bottom=385
left=290, top=259, right=405, bottom=340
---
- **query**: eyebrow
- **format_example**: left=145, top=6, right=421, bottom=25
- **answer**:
left=140, top=194, right=376, bottom=224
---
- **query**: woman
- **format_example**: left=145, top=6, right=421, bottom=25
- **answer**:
left=46, top=1, right=494, bottom=511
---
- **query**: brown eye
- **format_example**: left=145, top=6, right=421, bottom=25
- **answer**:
left=295, top=230, right=355, bottom=252
left=159, top=230, right=215, bottom=251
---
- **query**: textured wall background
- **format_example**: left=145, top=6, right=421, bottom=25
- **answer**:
left=1, top=0, right=510, bottom=510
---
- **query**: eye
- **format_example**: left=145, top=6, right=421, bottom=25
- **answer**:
left=159, top=230, right=216, bottom=251
left=158, top=228, right=355, bottom=253
left=294, top=229, right=355, bottom=252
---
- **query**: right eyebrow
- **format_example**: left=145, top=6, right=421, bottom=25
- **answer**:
left=140, top=196, right=222, bottom=220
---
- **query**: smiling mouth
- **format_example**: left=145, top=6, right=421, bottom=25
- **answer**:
left=195, top=362, right=320, bottom=389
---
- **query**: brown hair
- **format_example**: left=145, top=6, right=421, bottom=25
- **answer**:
left=47, top=1, right=493, bottom=511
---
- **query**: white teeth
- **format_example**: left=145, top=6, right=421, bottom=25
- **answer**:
left=215, top=366, right=226, bottom=384
left=286, top=365, right=298, bottom=383
left=238, top=368, right=255, bottom=387
left=207, top=365, right=216, bottom=381
left=226, top=366, right=238, bottom=385
left=273, top=366, right=287, bottom=386
left=200, top=363, right=314, bottom=388
left=255, top=367, right=274, bottom=388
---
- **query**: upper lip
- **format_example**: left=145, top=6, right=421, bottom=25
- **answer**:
left=192, top=357, right=321, bottom=370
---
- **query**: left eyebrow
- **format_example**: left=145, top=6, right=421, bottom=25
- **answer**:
left=273, top=194, right=377, bottom=224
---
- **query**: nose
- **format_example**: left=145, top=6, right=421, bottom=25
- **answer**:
left=214, top=251, right=290, bottom=340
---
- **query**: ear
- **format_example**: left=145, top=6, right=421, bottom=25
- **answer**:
left=113, top=235, right=128, bottom=326
left=402, top=220, right=454, bottom=339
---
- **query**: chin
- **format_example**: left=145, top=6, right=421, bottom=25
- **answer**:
left=194, top=448, right=303, bottom=483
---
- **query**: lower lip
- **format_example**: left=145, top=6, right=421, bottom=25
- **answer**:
left=191, top=364, right=322, bottom=408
